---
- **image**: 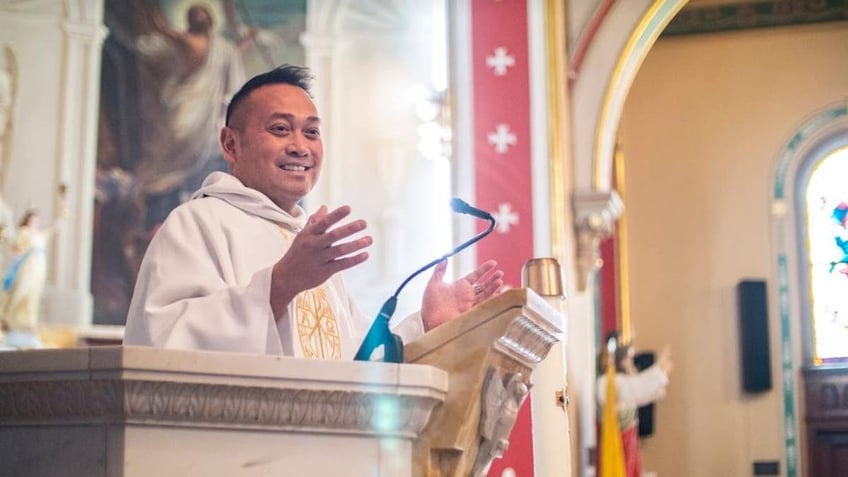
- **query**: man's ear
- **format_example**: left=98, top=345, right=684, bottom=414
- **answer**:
left=220, top=126, right=238, bottom=165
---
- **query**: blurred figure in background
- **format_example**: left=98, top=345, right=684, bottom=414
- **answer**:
left=0, top=187, right=68, bottom=349
left=596, top=332, right=673, bottom=477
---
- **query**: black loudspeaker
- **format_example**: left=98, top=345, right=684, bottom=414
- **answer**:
left=633, top=351, right=656, bottom=437
left=737, top=280, right=772, bottom=392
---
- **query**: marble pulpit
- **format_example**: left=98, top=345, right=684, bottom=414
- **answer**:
left=0, top=288, right=564, bottom=477
left=0, top=346, right=447, bottom=476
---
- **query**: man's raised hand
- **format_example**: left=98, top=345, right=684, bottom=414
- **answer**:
left=270, top=205, right=372, bottom=319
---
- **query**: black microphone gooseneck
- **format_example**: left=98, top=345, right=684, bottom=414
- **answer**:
left=353, top=198, right=496, bottom=363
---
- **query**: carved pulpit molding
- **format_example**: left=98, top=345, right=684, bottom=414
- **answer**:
left=405, top=289, right=563, bottom=477
left=0, top=380, right=441, bottom=437
left=572, top=189, right=623, bottom=292
left=494, top=312, right=561, bottom=367
left=0, top=346, right=447, bottom=438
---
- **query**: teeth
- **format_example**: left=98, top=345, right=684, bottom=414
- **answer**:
left=281, top=165, right=308, bottom=171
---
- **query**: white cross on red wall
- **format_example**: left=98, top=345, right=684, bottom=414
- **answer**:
left=486, top=47, right=516, bottom=76
left=487, top=124, right=517, bottom=154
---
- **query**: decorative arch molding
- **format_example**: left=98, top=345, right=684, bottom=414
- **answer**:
left=770, top=102, right=848, bottom=477
left=569, top=0, right=687, bottom=193
left=569, top=0, right=686, bottom=292
left=773, top=105, right=848, bottom=203
left=590, top=0, right=687, bottom=190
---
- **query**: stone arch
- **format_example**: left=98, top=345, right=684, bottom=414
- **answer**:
left=570, top=0, right=689, bottom=193
left=570, top=0, right=688, bottom=292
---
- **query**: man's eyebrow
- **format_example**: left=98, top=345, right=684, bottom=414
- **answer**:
left=268, top=112, right=321, bottom=123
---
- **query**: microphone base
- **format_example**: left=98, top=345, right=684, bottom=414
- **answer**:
left=353, top=297, right=404, bottom=363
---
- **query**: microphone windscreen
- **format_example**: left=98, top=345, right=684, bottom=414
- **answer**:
left=450, top=197, right=469, bottom=213
left=450, top=197, right=492, bottom=220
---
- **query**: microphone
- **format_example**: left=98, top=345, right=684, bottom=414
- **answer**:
left=450, top=197, right=493, bottom=221
left=354, top=198, right=496, bottom=363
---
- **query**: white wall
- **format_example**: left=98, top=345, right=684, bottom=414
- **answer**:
left=621, top=21, right=848, bottom=477
left=304, top=0, right=453, bottom=320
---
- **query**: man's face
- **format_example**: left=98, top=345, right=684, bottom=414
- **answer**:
left=221, top=83, right=323, bottom=213
left=187, top=6, right=213, bottom=33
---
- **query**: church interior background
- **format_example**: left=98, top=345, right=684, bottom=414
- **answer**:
left=1, top=0, right=847, bottom=475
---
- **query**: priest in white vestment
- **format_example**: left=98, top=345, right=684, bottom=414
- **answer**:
left=124, top=65, right=504, bottom=359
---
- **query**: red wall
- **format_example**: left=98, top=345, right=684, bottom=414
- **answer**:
left=470, top=0, right=535, bottom=475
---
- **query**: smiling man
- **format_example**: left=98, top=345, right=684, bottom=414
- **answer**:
left=123, top=65, right=503, bottom=358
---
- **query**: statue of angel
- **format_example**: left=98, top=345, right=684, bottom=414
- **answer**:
left=471, top=367, right=530, bottom=476
left=0, top=184, right=68, bottom=349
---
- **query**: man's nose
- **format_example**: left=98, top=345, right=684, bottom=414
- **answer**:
left=285, top=136, right=308, bottom=157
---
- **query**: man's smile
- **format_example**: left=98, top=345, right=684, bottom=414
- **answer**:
left=279, top=164, right=312, bottom=172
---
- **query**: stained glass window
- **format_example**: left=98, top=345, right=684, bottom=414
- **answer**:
left=805, top=146, right=848, bottom=364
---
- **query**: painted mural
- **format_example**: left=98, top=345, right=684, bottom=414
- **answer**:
left=93, top=0, right=306, bottom=324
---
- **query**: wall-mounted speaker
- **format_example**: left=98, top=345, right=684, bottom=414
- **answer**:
left=633, top=351, right=656, bottom=437
left=737, top=280, right=772, bottom=393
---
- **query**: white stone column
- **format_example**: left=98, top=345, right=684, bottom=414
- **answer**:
left=572, top=190, right=623, bottom=292
left=569, top=189, right=623, bottom=477
left=45, top=5, right=107, bottom=328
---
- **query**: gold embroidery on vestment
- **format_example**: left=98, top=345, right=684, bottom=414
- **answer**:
left=295, top=286, right=341, bottom=360
left=279, top=226, right=341, bottom=360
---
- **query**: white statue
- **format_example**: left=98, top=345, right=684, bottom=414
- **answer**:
left=0, top=185, right=68, bottom=349
left=472, top=367, right=531, bottom=477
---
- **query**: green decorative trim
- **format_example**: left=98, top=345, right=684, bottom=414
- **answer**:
left=771, top=105, right=848, bottom=477
left=774, top=105, right=848, bottom=198
left=777, top=255, right=798, bottom=477
left=663, top=0, right=848, bottom=36
left=637, top=1, right=689, bottom=49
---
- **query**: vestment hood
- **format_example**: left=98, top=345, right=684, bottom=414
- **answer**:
left=192, top=171, right=307, bottom=232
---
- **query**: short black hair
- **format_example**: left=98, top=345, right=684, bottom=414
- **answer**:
left=224, top=64, right=314, bottom=127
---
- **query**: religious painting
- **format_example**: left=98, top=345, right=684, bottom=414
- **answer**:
left=93, top=0, right=307, bottom=324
